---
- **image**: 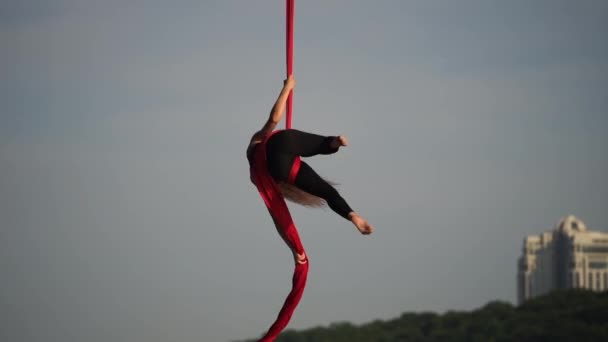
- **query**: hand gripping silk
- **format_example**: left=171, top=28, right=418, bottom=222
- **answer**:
left=250, top=131, right=306, bottom=342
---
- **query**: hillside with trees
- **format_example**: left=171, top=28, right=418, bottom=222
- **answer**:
left=239, top=289, right=608, bottom=342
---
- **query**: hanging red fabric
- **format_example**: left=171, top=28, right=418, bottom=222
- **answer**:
left=285, top=0, right=294, bottom=129
left=252, top=132, right=308, bottom=342
left=285, top=0, right=301, bottom=184
left=254, top=1, right=306, bottom=341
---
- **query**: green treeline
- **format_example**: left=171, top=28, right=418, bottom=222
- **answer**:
left=241, top=289, right=608, bottom=342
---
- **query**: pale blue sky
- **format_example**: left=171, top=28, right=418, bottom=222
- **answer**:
left=1, top=1, right=607, bottom=341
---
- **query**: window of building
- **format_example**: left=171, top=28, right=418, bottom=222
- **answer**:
left=589, top=261, right=608, bottom=269
left=583, top=246, right=608, bottom=253
left=597, top=272, right=601, bottom=291
left=589, top=273, right=593, bottom=290
left=605, top=273, right=608, bottom=291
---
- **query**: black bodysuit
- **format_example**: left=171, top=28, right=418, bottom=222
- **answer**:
left=248, top=129, right=353, bottom=219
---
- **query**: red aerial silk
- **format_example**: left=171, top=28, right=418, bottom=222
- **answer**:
left=252, top=2, right=305, bottom=341
left=285, top=0, right=294, bottom=129
left=251, top=131, right=306, bottom=342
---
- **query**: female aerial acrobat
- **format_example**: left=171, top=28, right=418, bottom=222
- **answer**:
left=247, top=75, right=374, bottom=240
left=247, top=75, right=374, bottom=341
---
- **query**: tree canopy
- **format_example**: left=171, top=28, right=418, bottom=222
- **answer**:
left=239, top=289, right=608, bottom=342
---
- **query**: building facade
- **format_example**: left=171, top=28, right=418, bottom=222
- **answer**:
left=517, top=215, right=608, bottom=304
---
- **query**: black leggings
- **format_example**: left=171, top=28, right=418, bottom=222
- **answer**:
left=266, top=129, right=353, bottom=219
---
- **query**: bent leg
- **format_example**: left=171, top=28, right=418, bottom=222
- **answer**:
left=267, top=129, right=339, bottom=158
left=293, top=161, right=353, bottom=219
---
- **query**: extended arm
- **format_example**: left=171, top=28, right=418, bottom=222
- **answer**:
left=251, top=76, right=296, bottom=144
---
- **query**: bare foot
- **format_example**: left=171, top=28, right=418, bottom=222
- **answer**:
left=349, top=213, right=374, bottom=235
left=330, top=135, right=349, bottom=149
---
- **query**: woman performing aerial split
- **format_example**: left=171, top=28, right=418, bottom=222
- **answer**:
left=247, top=75, right=374, bottom=342
left=247, top=75, right=375, bottom=236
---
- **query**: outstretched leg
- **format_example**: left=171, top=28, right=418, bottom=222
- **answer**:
left=294, top=161, right=374, bottom=235
left=294, top=161, right=352, bottom=218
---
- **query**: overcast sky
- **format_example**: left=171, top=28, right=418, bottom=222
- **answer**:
left=1, top=1, right=607, bottom=341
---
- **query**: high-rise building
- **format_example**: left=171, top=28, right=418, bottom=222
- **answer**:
left=517, top=215, right=608, bottom=304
